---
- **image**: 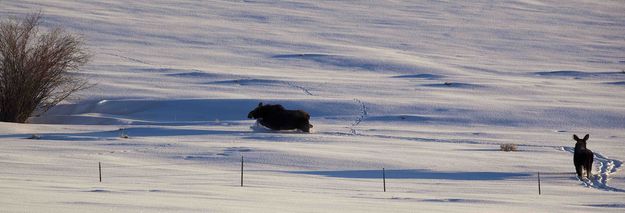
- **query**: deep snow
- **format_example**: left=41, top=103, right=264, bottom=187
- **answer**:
left=1, top=0, right=625, bottom=212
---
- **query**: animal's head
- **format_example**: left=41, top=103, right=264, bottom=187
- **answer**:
left=573, top=134, right=590, bottom=149
left=247, top=102, right=285, bottom=119
left=248, top=102, right=264, bottom=119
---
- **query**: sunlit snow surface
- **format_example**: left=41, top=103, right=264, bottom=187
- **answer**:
left=1, top=0, right=625, bottom=212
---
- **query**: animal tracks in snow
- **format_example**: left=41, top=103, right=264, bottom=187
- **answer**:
left=286, top=82, right=314, bottom=96
left=101, top=52, right=154, bottom=66
left=562, top=146, right=624, bottom=192
left=348, top=98, right=368, bottom=135
left=327, top=128, right=623, bottom=193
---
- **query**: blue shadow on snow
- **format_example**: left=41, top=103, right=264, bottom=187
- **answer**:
left=0, top=127, right=250, bottom=141
left=289, top=169, right=531, bottom=180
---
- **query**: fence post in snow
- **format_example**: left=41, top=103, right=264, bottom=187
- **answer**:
left=241, top=156, right=244, bottom=187
left=537, top=172, right=541, bottom=195
left=383, top=168, right=386, bottom=192
left=99, top=162, right=102, bottom=183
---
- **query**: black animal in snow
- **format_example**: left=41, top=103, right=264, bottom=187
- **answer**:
left=573, top=134, right=594, bottom=179
left=247, top=102, right=313, bottom=133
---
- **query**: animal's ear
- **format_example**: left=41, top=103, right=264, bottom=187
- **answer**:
left=573, top=134, right=580, bottom=141
left=583, top=134, right=589, bottom=141
left=258, top=102, right=263, bottom=107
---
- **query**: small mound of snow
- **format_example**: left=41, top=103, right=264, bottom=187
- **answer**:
left=208, top=79, right=285, bottom=86
left=392, top=74, right=444, bottom=79
left=85, top=189, right=113, bottom=193
left=250, top=121, right=273, bottom=132
left=533, top=70, right=623, bottom=79
left=271, top=53, right=441, bottom=74
left=422, top=82, right=485, bottom=89
left=605, top=81, right=625, bottom=86
left=249, top=120, right=313, bottom=133
left=166, top=71, right=229, bottom=79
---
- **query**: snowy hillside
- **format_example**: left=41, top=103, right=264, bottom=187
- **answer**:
left=1, top=0, right=624, bottom=212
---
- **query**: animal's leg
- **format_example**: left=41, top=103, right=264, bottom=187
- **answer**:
left=586, top=161, right=593, bottom=179
left=575, top=164, right=583, bottom=178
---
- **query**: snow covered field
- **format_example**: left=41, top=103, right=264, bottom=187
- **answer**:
left=1, top=0, right=624, bottom=212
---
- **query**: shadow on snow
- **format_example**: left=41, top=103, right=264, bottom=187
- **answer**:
left=289, top=169, right=531, bottom=180
left=0, top=127, right=251, bottom=141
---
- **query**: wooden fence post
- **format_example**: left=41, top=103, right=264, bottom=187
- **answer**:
left=99, top=162, right=102, bottom=183
left=537, top=172, right=541, bottom=195
left=383, top=168, right=386, bottom=192
left=241, top=156, right=244, bottom=187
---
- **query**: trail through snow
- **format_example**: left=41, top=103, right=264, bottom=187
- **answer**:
left=562, top=147, right=624, bottom=193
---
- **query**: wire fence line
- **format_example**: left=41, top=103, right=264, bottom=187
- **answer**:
left=0, top=172, right=95, bottom=178
left=538, top=172, right=577, bottom=175
left=3, top=160, right=622, bottom=195
left=103, top=162, right=219, bottom=168
left=0, top=161, right=242, bottom=180
left=0, top=160, right=575, bottom=180
left=0, top=160, right=219, bottom=169
left=0, top=159, right=322, bottom=182
left=0, top=161, right=578, bottom=179
left=0, top=171, right=237, bottom=178
left=2, top=159, right=588, bottom=196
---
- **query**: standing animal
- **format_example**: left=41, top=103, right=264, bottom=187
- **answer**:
left=247, top=102, right=313, bottom=132
left=573, top=134, right=594, bottom=179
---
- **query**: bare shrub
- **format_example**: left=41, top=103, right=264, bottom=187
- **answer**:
left=0, top=13, right=90, bottom=123
left=500, top=143, right=517, bottom=152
